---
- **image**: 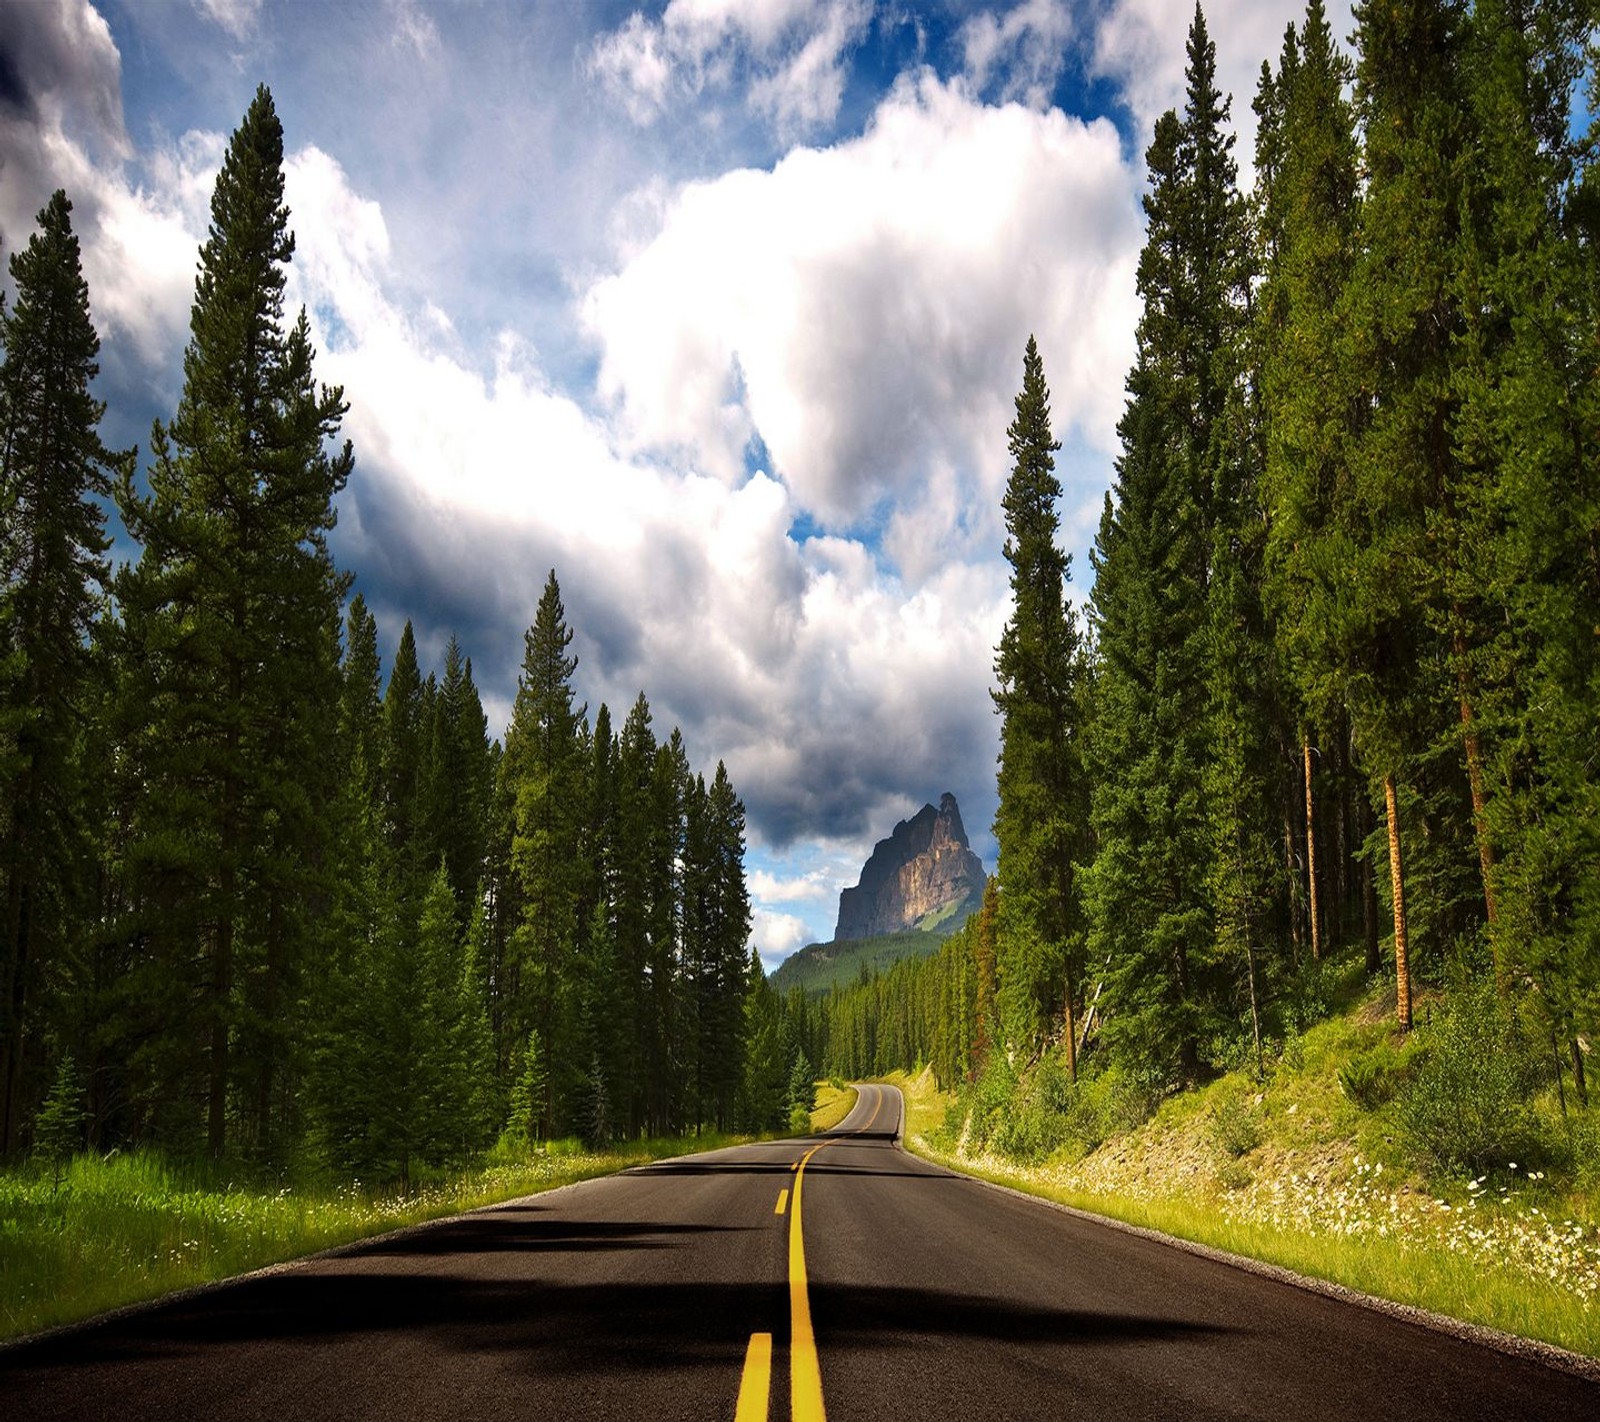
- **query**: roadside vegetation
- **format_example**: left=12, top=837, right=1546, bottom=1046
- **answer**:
left=886, top=959, right=1600, bottom=1359
left=809, top=1082, right=859, bottom=1133
left=0, top=1131, right=762, bottom=1343
left=1, top=1079, right=857, bottom=1343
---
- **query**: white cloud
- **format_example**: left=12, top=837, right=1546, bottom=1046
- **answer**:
left=748, top=868, right=835, bottom=904
left=1092, top=0, right=1356, bottom=175
left=588, top=0, right=872, bottom=137
left=583, top=69, right=1141, bottom=575
left=747, top=0, right=872, bottom=137
left=272, top=141, right=1010, bottom=858
left=588, top=14, right=675, bottom=126
left=959, top=0, right=1075, bottom=109
left=194, top=0, right=261, bottom=43
left=0, top=3, right=212, bottom=383
left=386, top=0, right=438, bottom=59
left=751, top=907, right=813, bottom=969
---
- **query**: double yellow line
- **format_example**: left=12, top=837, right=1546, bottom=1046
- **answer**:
left=739, top=1086, right=884, bottom=1422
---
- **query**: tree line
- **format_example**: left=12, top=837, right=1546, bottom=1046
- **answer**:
left=800, top=0, right=1599, bottom=1102
left=0, top=86, right=789, bottom=1174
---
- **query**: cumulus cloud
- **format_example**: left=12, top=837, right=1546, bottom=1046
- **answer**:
left=588, top=0, right=872, bottom=138
left=583, top=68, right=1141, bottom=577
left=0, top=0, right=211, bottom=403
left=271, top=140, right=1008, bottom=867
left=20, top=0, right=1322, bottom=962
left=751, top=907, right=812, bottom=969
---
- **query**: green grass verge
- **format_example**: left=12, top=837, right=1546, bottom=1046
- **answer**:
left=0, top=1133, right=749, bottom=1342
left=890, top=1064, right=1600, bottom=1361
left=810, top=1082, right=860, bottom=1132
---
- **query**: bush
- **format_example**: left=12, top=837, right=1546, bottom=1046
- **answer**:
left=1209, top=1090, right=1263, bottom=1158
left=1397, top=981, right=1541, bottom=1173
left=963, top=1057, right=1018, bottom=1154
left=32, top=1054, right=85, bottom=1190
left=1338, top=1036, right=1422, bottom=1109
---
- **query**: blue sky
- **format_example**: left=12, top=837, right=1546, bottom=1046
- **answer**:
left=0, top=0, right=1346, bottom=965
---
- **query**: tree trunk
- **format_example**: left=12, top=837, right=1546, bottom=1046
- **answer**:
left=0, top=851, right=25, bottom=1157
left=1062, top=960, right=1077, bottom=1083
left=1452, top=628, right=1499, bottom=970
left=1384, top=773, right=1412, bottom=1030
left=1334, top=719, right=1351, bottom=942
left=209, top=909, right=231, bottom=1157
left=1282, top=769, right=1305, bottom=961
left=1304, top=738, right=1322, bottom=961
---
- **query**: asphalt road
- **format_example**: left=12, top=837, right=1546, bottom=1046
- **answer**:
left=5, top=1083, right=1598, bottom=1419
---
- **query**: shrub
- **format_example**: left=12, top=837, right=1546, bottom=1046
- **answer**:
left=1209, top=1090, right=1263, bottom=1158
left=32, top=1054, right=85, bottom=1190
left=1397, top=981, right=1541, bottom=1173
left=964, top=1057, right=1018, bottom=1154
left=1338, top=1036, right=1422, bottom=1109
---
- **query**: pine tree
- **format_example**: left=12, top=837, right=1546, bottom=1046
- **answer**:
left=1452, top=0, right=1600, bottom=1048
left=1344, top=0, right=1482, bottom=1026
left=505, top=571, right=585, bottom=1136
left=423, top=637, right=491, bottom=923
left=454, top=893, right=498, bottom=1154
left=31, top=1051, right=84, bottom=1188
left=991, top=335, right=1089, bottom=1075
left=114, top=87, right=352, bottom=1153
left=381, top=621, right=428, bottom=908
left=507, top=1028, right=548, bottom=1147
left=646, top=728, right=689, bottom=1134
left=697, top=762, right=751, bottom=1130
left=0, top=192, right=127, bottom=1154
left=1086, top=5, right=1248, bottom=1079
left=786, top=1046, right=816, bottom=1133
left=738, top=957, right=788, bottom=1132
left=615, top=692, right=658, bottom=1135
left=1257, top=2, right=1362, bottom=973
left=971, top=878, right=999, bottom=1075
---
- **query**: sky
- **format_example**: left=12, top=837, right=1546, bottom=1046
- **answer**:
left=0, top=0, right=1351, bottom=968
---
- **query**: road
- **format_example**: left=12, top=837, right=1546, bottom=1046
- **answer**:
left=5, top=1083, right=1597, bottom=1419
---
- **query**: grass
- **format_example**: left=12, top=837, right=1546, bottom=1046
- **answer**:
left=0, top=1131, right=751, bottom=1342
left=888, top=1004, right=1600, bottom=1361
left=810, top=1081, right=860, bottom=1132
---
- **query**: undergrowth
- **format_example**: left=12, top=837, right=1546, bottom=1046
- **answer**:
left=902, top=950, right=1600, bottom=1359
left=0, top=1132, right=748, bottom=1342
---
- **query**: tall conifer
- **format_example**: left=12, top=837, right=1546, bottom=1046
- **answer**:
left=115, top=86, right=352, bottom=1152
left=0, top=192, right=126, bottom=1152
left=991, top=335, right=1088, bottom=1074
left=1087, top=6, right=1248, bottom=1079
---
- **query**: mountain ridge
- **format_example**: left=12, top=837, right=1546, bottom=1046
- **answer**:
left=834, top=791, right=986, bottom=942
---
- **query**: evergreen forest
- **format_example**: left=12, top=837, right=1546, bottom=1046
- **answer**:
left=5, top=0, right=1600, bottom=1194
left=0, top=88, right=790, bottom=1178
left=787, top=0, right=1600, bottom=1144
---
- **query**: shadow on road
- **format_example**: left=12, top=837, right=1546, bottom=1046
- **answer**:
left=338, top=1208, right=751, bottom=1257
left=813, top=1282, right=1229, bottom=1352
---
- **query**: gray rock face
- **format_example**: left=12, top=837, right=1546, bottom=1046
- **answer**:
left=833, top=792, right=987, bottom=941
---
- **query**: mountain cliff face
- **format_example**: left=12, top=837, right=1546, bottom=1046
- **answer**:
left=834, top=792, right=987, bottom=941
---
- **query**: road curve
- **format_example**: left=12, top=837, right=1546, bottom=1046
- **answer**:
left=4, top=1083, right=1597, bottom=1420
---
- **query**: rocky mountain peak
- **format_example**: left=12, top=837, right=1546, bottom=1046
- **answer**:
left=833, top=792, right=987, bottom=942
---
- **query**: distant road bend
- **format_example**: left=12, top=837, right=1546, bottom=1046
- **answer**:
left=6, top=1083, right=1598, bottom=1420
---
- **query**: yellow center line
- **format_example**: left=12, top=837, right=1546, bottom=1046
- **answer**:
left=735, top=1331, right=772, bottom=1422
left=789, top=1140, right=826, bottom=1422
left=775, top=1187, right=789, bottom=1215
